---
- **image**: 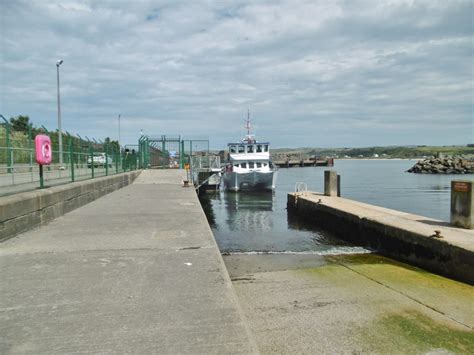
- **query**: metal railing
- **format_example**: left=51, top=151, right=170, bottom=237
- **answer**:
left=138, top=136, right=214, bottom=170
left=190, top=155, right=221, bottom=171
left=0, top=121, right=138, bottom=197
left=137, top=135, right=221, bottom=188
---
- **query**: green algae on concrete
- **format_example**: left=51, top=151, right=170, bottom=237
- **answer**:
left=291, top=253, right=474, bottom=352
left=326, top=253, right=474, bottom=328
left=359, top=310, right=474, bottom=354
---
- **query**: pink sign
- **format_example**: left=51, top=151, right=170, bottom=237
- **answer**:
left=35, top=135, right=52, bottom=165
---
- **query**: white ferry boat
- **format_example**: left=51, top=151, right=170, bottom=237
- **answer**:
left=222, top=113, right=278, bottom=192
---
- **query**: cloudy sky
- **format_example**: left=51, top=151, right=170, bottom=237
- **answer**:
left=0, top=0, right=472, bottom=148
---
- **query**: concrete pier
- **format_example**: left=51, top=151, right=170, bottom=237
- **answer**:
left=274, top=158, right=334, bottom=168
left=288, top=191, right=474, bottom=284
left=0, top=171, right=141, bottom=242
left=0, top=170, right=257, bottom=353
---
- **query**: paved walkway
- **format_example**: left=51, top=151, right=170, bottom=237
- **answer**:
left=0, top=170, right=258, bottom=354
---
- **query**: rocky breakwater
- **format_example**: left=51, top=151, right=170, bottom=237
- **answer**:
left=407, top=156, right=473, bottom=174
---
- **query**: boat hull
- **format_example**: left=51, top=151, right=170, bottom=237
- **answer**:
left=222, top=170, right=278, bottom=192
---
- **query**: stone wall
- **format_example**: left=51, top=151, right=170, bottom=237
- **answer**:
left=0, top=171, right=141, bottom=242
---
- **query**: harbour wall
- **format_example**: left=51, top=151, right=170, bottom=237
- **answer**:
left=287, top=192, right=474, bottom=284
left=0, top=171, right=141, bottom=242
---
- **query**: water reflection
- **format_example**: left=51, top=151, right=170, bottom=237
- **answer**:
left=225, top=191, right=274, bottom=211
left=286, top=212, right=344, bottom=247
left=224, top=192, right=274, bottom=232
left=201, top=190, right=346, bottom=253
left=199, top=192, right=216, bottom=228
left=200, top=191, right=274, bottom=228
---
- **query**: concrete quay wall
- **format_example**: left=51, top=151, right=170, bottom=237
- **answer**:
left=0, top=171, right=141, bottom=242
left=288, top=192, right=474, bottom=284
left=0, top=170, right=258, bottom=353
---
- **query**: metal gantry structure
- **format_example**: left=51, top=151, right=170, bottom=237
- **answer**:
left=138, top=135, right=211, bottom=170
left=138, top=135, right=221, bottom=189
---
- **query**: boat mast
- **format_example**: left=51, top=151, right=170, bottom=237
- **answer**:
left=245, top=109, right=251, bottom=136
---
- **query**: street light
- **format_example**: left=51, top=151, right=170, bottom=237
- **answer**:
left=56, top=59, right=64, bottom=168
left=118, top=114, right=121, bottom=149
left=118, top=114, right=122, bottom=162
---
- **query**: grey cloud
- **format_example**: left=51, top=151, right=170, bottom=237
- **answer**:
left=0, top=0, right=472, bottom=148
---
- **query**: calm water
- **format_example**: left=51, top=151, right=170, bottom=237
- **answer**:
left=201, top=160, right=463, bottom=253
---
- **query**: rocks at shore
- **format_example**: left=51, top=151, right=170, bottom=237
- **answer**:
left=407, top=156, right=474, bottom=174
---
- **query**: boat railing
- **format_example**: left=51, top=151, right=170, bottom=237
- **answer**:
left=190, top=155, right=221, bottom=171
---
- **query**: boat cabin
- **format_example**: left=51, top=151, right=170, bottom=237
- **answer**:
left=226, top=142, right=273, bottom=173
left=228, top=143, right=270, bottom=154
left=232, top=161, right=270, bottom=169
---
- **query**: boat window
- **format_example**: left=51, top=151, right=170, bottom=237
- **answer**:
left=256, top=162, right=262, bottom=168
left=256, top=145, right=262, bottom=153
left=264, top=145, right=269, bottom=152
left=248, top=162, right=255, bottom=169
left=238, top=145, right=245, bottom=153
left=229, top=145, right=236, bottom=153
left=263, top=163, right=267, bottom=167
left=241, top=162, right=247, bottom=169
left=247, top=145, right=254, bottom=153
left=234, top=164, right=239, bottom=168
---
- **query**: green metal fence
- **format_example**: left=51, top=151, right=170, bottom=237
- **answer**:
left=137, top=135, right=220, bottom=187
left=138, top=135, right=183, bottom=169
left=0, top=119, right=138, bottom=197
left=123, top=145, right=139, bottom=171
left=138, top=135, right=211, bottom=171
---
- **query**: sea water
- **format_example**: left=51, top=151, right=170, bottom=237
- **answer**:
left=200, top=160, right=461, bottom=253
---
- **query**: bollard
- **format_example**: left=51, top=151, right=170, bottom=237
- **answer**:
left=337, top=175, right=341, bottom=197
left=451, top=180, right=473, bottom=229
left=324, top=170, right=338, bottom=196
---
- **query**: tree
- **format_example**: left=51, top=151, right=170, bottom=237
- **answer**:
left=104, top=137, right=120, bottom=152
left=9, top=115, right=31, bottom=132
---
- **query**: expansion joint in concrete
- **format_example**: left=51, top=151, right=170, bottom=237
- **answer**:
left=337, top=262, right=473, bottom=330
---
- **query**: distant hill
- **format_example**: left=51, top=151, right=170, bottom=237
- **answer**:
left=271, top=145, right=474, bottom=159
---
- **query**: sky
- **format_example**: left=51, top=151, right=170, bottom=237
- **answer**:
left=0, top=0, right=473, bottom=149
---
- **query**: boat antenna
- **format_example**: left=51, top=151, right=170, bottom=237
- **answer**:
left=245, top=109, right=251, bottom=136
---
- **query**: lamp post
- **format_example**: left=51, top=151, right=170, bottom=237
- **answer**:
left=118, top=114, right=121, bottom=150
left=0, top=115, right=12, bottom=173
left=56, top=59, right=64, bottom=168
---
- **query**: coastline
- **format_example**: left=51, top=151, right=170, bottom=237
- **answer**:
left=335, top=158, right=415, bottom=161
